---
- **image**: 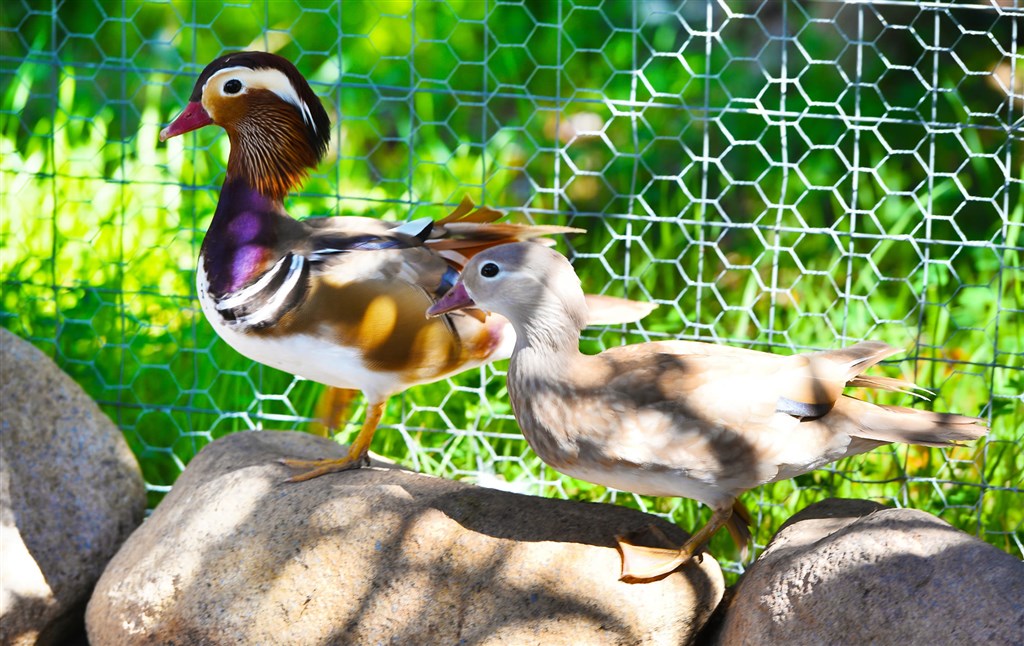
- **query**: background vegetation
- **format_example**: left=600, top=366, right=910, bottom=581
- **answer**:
left=2, top=0, right=1021, bottom=577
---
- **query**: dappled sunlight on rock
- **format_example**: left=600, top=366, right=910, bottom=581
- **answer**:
left=88, top=431, right=724, bottom=644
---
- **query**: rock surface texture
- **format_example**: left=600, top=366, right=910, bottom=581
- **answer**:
left=0, top=329, right=146, bottom=645
left=713, top=498, right=1024, bottom=645
left=87, top=430, right=724, bottom=645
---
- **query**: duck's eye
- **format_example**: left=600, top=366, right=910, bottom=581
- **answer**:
left=223, top=79, right=243, bottom=95
left=480, top=262, right=500, bottom=278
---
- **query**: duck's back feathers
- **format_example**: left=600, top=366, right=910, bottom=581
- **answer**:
left=594, top=340, right=917, bottom=418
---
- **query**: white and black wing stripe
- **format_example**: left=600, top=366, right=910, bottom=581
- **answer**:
left=215, top=253, right=310, bottom=330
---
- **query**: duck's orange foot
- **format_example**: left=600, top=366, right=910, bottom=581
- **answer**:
left=284, top=399, right=386, bottom=482
left=278, top=453, right=370, bottom=483
left=615, top=525, right=699, bottom=582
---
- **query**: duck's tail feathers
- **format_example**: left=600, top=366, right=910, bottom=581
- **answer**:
left=583, top=294, right=657, bottom=326
left=847, top=374, right=933, bottom=399
left=429, top=196, right=583, bottom=262
left=813, top=341, right=901, bottom=379
left=805, top=342, right=987, bottom=447
left=837, top=396, right=987, bottom=447
left=430, top=222, right=583, bottom=250
left=435, top=195, right=505, bottom=225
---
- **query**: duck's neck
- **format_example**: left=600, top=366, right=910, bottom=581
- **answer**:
left=201, top=106, right=320, bottom=297
left=200, top=175, right=289, bottom=297
left=510, top=300, right=587, bottom=360
left=225, top=108, right=318, bottom=202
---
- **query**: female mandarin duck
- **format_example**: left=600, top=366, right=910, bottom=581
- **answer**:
left=160, top=51, right=653, bottom=482
left=428, top=242, right=987, bottom=581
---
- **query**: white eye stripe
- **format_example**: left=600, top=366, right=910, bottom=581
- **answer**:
left=204, top=66, right=318, bottom=135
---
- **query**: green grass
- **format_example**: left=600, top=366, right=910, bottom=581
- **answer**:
left=2, top=1, right=1021, bottom=579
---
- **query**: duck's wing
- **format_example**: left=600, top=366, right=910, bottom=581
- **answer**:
left=300, top=197, right=579, bottom=293
left=304, top=198, right=653, bottom=327
left=299, top=215, right=452, bottom=295
left=293, top=204, right=571, bottom=375
left=271, top=216, right=504, bottom=381
left=547, top=342, right=889, bottom=490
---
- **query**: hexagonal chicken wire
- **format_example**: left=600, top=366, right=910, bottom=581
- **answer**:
left=1, top=0, right=1021, bottom=577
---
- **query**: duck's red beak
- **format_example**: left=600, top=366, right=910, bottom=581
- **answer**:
left=427, top=282, right=476, bottom=317
left=159, top=101, right=213, bottom=141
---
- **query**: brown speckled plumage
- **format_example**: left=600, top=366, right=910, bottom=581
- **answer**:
left=428, top=242, right=987, bottom=581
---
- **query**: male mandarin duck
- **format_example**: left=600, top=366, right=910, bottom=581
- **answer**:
left=160, top=51, right=654, bottom=482
left=427, top=242, right=987, bottom=581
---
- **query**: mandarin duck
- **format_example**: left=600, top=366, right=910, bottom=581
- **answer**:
left=427, top=242, right=987, bottom=581
left=160, top=52, right=654, bottom=482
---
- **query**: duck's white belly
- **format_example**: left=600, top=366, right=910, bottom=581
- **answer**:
left=554, top=461, right=739, bottom=509
left=196, top=259, right=400, bottom=402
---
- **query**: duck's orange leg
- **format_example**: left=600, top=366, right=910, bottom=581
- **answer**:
left=307, top=387, right=361, bottom=437
left=282, top=400, right=387, bottom=482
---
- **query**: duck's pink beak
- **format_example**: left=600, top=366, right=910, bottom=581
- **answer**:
left=427, top=282, right=476, bottom=317
left=160, top=101, right=213, bottom=141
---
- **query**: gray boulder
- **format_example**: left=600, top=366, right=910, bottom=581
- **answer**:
left=714, top=498, right=1024, bottom=645
left=87, top=430, right=725, bottom=645
left=0, top=329, right=146, bottom=645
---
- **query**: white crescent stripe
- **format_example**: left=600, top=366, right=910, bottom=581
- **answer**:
left=298, top=100, right=317, bottom=133
left=215, top=253, right=291, bottom=311
left=234, top=254, right=306, bottom=327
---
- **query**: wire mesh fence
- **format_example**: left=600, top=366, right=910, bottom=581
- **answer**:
left=2, top=0, right=1021, bottom=576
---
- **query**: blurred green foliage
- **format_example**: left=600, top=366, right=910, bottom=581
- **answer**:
left=1, top=0, right=1021, bottom=575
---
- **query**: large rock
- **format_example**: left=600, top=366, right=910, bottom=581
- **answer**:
left=87, top=430, right=724, bottom=645
left=714, top=498, right=1024, bottom=645
left=0, top=329, right=146, bottom=645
